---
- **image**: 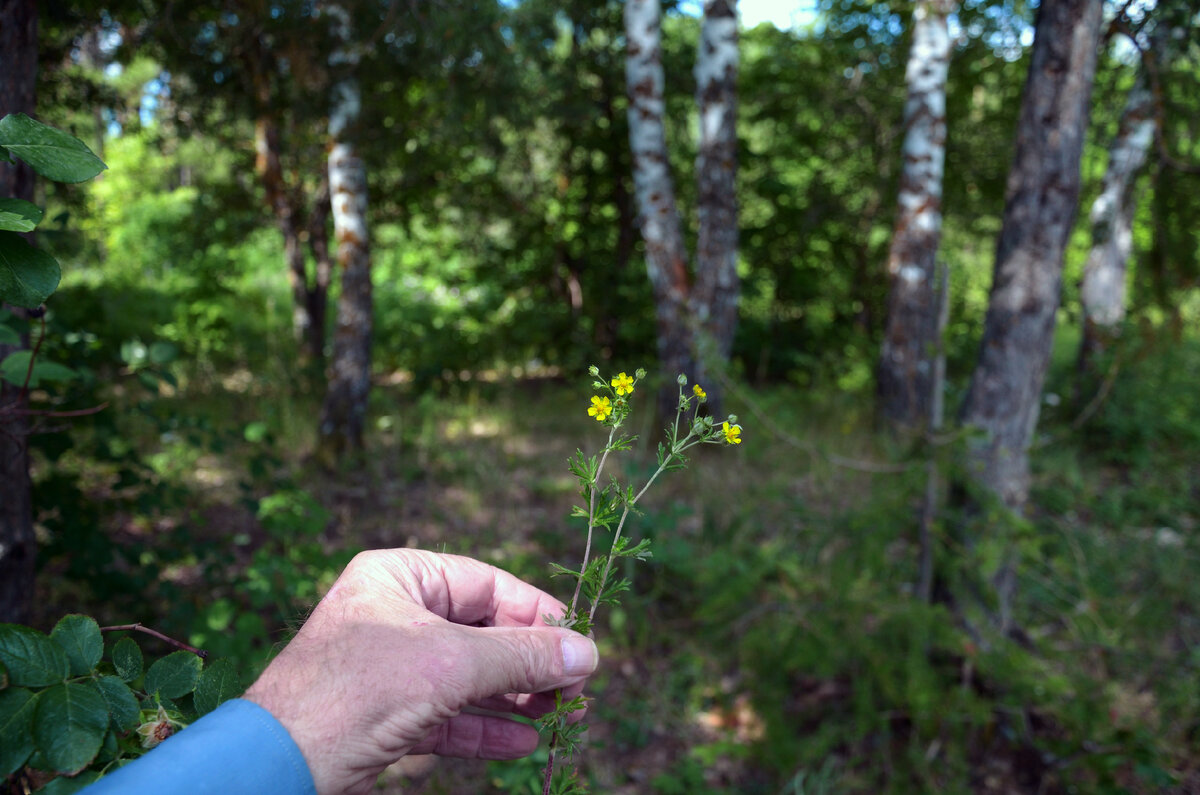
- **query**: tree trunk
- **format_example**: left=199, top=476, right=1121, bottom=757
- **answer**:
left=692, top=0, right=740, bottom=416
left=957, top=0, right=1102, bottom=633
left=625, top=0, right=696, bottom=412
left=317, top=6, right=373, bottom=467
left=0, top=0, right=38, bottom=625
left=1077, top=43, right=1156, bottom=375
left=878, top=0, right=956, bottom=433
left=248, top=43, right=328, bottom=364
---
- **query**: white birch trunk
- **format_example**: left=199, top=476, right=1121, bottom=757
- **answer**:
left=625, top=0, right=694, bottom=406
left=1078, top=41, right=1157, bottom=370
left=878, top=0, right=956, bottom=431
left=693, top=0, right=740, bottom=413
left=318, top=4, right=374, bottom=464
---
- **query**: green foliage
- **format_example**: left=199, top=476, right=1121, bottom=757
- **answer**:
left=0, top=114, right=105, bottom=309
left=0, top=617, right=241, bottom=788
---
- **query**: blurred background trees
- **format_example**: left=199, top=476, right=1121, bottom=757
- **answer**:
left=4, top=0, right=1200, bottom=791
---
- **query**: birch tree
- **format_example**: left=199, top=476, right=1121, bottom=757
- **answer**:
left=0, top=0, right=38, bottom=624
left=877, top=0, right=956, bottom=432
left=625, top=0, right=739, bottom=414
left=1077, top=16, right=1175, bottom=375
left=958, top=0, right=1103, bottom=632
left=317, top=4, right=373, bottom=466
left=692, top=0, right=740, bottom=412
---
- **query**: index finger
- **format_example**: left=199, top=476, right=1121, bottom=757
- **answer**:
left=384, top=549, right=570, bottom=628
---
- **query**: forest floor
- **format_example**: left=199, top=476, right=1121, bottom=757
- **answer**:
left=32, top=352, right=1200, bottom=794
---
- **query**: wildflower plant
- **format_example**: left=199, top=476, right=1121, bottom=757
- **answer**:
left=539, top=367, right=744, bottom=794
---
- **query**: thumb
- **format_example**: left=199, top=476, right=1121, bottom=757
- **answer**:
left=458, top=626, right=598, bottom=701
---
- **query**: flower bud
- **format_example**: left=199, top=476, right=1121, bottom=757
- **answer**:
left=676, top=374, right=688, bottom=386
left=726, top=414, right=738, bottom=424
left=635, top=368, right=647, bottom=380
left=588, top=365, right=600, bottom=376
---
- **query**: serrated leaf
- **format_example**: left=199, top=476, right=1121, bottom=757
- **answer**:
left=0, top=198, right=42, bottom=233
left=193, top=659, right=241, bottom=716
left=0, top=687, right=37, bottom=778
left=50, top=615, right=103, bottom=677
left=0, top=114, right=107, bottom=183
left=0, top=624, right=69, bottom=687
left=144, top=650, right=202, bottom=699
left=0, top=230, right=61, bottom=309
left=32, top=682, right=108, bottom=775
left=111, top=637, right=142, bottom=683
left=94, top=676, right=139, bottom=733
left=0, top=350, right=77, bottom=388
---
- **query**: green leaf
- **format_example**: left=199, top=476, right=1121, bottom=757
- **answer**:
left=38, top=769, right=101, bottom=794
left=94, top=675, right=139, bottom=732
left=111, top=637, right=142, bottom=683
left=0, top=350, right=77, bottom=388
left=0, top=230, right=61, bottom=309
left=50, top=615, right=103, bottom=677
left=0, top=198, right=43, bottom=233
left=0, top=114, right=107, bottom=183
left=0, top=624, right=69, bottom=687
left=32, top=682, right=108, bottom=774
left=144, top=650, right=202, bottom=699
left=193, top=658, right=241, bottom=716
left=0, top=322, right=18, bottom=345
left=0, top=687, right=37, bottom=778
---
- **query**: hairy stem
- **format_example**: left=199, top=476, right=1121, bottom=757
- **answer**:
left=570, top=424, right=617, bottom=617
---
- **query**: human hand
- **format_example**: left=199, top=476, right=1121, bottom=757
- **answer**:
left=243, top=549, right=598, bottom=795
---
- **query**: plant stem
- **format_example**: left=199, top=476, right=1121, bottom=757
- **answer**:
left=100, top=623, right=209, bottom=659
left=569, top=424, right=617, bottom=617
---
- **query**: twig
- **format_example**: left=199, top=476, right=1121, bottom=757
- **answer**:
left=100, top=623, right=209, bottom=659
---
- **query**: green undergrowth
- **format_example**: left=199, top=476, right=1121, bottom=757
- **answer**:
left=22, top=329, right=1200, bottom=794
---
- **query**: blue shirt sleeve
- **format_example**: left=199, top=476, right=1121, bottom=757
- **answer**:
left=82, top=698, right=317, bottom=795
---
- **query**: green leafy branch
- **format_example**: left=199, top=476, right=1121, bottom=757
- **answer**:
left=0, top=616, right=240, bottom=793
left=0, top=113, right=107, bottom=310
left=540, top=368, right=744, bottom=795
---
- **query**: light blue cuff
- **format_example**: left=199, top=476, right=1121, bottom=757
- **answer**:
left=82, top=698, right=316, bottom=795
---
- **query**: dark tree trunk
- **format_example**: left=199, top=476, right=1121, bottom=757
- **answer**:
left=317, top=6, right=373, bottom=467
left=692, top=0, right=740, bottom=416
left=957, top=0, right=1102, bottom=633
left=0, top=0, right=38, bottom=625
left=248, top=41, right=328, bottom=365
left=878, top=0, right=955, bottom=433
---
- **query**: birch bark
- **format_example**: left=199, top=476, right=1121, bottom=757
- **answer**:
left=1077, top=35, right=1159, bottom=373
left=625, top=0, right=695, bottom=405
left=878, top=0, right=956, bottom=432
left=693, top=0, right=740, bottom=413
left=625, top=0, right=740, bottom=412
left=318, top=4, right=374, bottom=465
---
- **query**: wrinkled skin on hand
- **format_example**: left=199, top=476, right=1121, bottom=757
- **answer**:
left=245, top=549, right=598, bottom=795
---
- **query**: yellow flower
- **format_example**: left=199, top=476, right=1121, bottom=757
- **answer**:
left=692, top=384, right=707, bottom=401
left=588, top=395, right=613, bottom=422
left=722, top=421, right=742, bottom=445
left=611, top=372, right=635, bottom=396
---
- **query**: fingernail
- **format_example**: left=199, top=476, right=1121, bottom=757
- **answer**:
left=561, top=635, right=598, bottom=677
